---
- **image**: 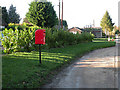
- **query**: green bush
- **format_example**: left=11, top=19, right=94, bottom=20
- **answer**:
left=1, top=28, right=18, bottom=53
left=45, top=29, right=94, bottom=48
left=1, top=26, right=94, bottom=54
left=7, top=23, right=30, bottom=31
left=1, top=27, right=37, bottom=53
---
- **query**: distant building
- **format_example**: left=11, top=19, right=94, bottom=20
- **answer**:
left=83, top=27, right=102, bottom=38
left=68, top=26, right=102, bottom=37
left=68, top=27, right=83, bottom=34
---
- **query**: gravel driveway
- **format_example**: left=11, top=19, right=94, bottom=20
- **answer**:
left=43, top=46, right=118, bottom=88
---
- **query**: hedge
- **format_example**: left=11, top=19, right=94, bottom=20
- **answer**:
left=1, top=26, right=94, bottom=54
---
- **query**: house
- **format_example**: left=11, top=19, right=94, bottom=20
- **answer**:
left=68, top=27, right=83, bottom=34
left=68, top=26, right=102, bottom=37
left=83, top=27, right=102, bottom=38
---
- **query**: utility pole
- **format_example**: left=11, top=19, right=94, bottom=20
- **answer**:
left=58, top=0, right=61, bottom=30
left=61, top=0, right=63, bottom=29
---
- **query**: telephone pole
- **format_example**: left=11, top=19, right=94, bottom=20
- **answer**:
left=61, top=0, right=63, bottom=29
left=58, top=0, right=61, bottom=30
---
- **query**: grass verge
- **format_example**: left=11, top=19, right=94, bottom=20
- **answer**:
left=2, top=40, right=116, bottom=88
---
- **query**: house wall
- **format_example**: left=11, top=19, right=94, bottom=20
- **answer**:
left=69, top=31, right=77, bottom=34
left=68, top=28, right=82, bottom=34
left=92, top=30, right=102, bottom=37
left=84, top=28, right=102, bottom=38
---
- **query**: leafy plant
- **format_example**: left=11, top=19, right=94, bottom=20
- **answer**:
left=1, top=28, right=18, bottom=53
left=8, top=4, right=21, bottom=23
left=1, top=25, right=94, bottom=54
left=26, top=1, right=58, bottom=28
left=100, top=11, right=114, bottom=35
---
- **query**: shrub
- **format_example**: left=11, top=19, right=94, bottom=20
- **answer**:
left=1, top=26, right=94, bottom=54
left=7, top=23, right=30, bottom=31
left=1, top=27, right=36, bottom=53
left=1, top=28, right=18, bottom=53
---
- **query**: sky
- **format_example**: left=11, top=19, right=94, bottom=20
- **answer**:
left=0, top=0, right=119, bottom=28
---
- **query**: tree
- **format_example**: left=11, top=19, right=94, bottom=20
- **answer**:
left=60, top=19, right=68, bottom=28
left=0, top=6, right=2, bottom=26
left=100, top=11, right=114, bottom=35
left=115, top=30, right=119, bottom=34
left=8, top=4, right=21, bottom=23
left=2, top=7, right=9, bottom=26
left=26, top=1, right=58, bottom=28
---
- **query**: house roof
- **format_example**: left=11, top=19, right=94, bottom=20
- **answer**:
left=91, top=27, right=102, bottom=29
left=68, top=27, right=102, bottom=32
left=68, top=27, right=84, bottom=31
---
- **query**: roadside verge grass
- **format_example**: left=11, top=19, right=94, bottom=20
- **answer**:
left=2, top=41, right=115, bottom=88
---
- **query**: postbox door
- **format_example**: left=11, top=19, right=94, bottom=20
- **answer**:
left=35, top=29, right=45, bottom=44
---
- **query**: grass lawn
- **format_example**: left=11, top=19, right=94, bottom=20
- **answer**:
left=2, top=39, right=116, bottom=88
left=93, top=38, right=108, bottom=42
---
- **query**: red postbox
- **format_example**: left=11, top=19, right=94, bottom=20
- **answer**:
left=35, top=29, right=45, bottom=45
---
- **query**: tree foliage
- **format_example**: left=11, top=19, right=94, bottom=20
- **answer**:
left=8, top=4, right=21, bottom=23
left=115, top=30, right=120, bottom=34
left=26, top=1, right=58, bottom=28
left=60, top=19, right=68, bottom=27
left=100, top=11, right=114, bottom=34
left=0, top=6, right=2, bottom=26
left=2, top=7, right=9, bottom=26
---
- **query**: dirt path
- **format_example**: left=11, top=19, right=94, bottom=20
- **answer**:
left=43, top=46, right=118, bottom=88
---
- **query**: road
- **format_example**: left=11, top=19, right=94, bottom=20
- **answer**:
left=43, top=43, right=118, bottom=88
